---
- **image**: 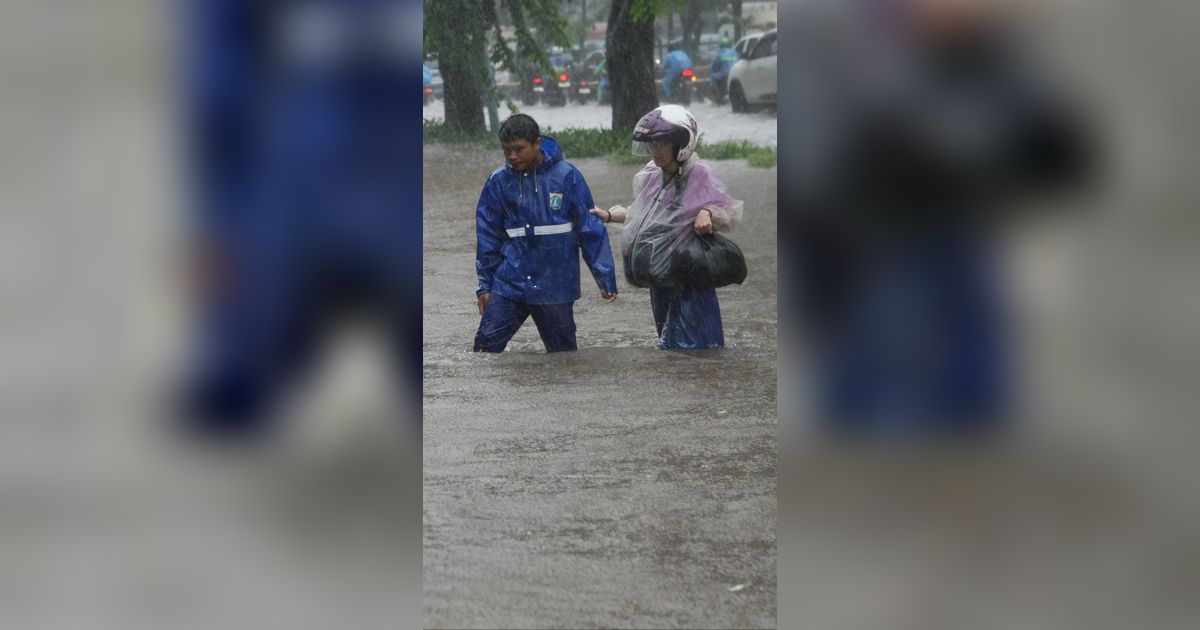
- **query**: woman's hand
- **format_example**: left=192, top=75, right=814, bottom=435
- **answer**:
left=590, top=205, right=627, bottom=224
left=693, top=208, right=713, bottom=235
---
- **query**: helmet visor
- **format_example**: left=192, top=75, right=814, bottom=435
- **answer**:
left=632, top=138, right=674, bottom=156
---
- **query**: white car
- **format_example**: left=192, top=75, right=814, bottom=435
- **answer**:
left=733, top=31, right=764, bottom=59
left=728, top=29, right=776, bottom=112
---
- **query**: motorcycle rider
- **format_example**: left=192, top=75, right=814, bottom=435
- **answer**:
left=423, top=63, right=433, bottom=105
left=660, top=43, right=693, bottom=102
left=594, top=56, right=609, bottom=105
left=708, top=36, right=739, bottom=104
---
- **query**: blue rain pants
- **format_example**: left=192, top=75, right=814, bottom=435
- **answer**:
left=650, top=287, right=725, bottom=350
left=473, top=294, right=578, bottom=353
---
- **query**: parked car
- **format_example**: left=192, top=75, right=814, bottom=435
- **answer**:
left=728, top=29, right=776, bottom=112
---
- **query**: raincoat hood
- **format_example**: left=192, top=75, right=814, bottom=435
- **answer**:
left=503, top=135, right=564, bottom=175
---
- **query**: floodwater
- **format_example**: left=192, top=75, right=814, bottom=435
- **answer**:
left=422, top=143, right=778, bottom=628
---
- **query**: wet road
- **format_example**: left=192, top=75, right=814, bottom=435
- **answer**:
left=422, top=144, right=778, bottom=628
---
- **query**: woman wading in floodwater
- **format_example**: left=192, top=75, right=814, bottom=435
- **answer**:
left=592, top=105, right=744, bottom=349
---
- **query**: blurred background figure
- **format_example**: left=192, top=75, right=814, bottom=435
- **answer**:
left=660, top=42, right=695, bottom=104
left=423, top=62, right=434, bottom=105
left=791, top=0, right=1091, bottom=439
left=708, top=35, right=740, bottom=106
left=179, top=0, right=422, bottom=439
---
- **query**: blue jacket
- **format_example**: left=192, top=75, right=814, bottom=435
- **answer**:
left=662, top=50, right=693, bottom=78
left=475, top=136, right=618, bottom=304
left=710, top=47, right=739, bottom=81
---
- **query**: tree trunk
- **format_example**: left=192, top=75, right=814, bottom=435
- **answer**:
left=683, top=1, right=703, bottom=60
left=607, top=0, right=658, bottom=132
left=580, top=0, right=588, bottom=50
left=437, top=0, right=486, bottom=134
left=732, top=0, right=743, bottom=41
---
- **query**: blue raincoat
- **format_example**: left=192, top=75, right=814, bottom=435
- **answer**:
left=475, top=135, right=618, bottom=304
left=661, top=50, right=693, bottom=99
left=709, top=47, right=739, bottom=83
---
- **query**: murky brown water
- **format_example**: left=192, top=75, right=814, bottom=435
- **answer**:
left=422, top=143, right=778, bottom=628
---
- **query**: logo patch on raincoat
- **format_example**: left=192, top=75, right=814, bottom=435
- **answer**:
left=549, top=192, right=564, bottom=212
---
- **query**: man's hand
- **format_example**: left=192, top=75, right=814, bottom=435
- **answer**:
left=477, top=292, right=490, bottom=315
left=600, top=290, right=617, bottom=303
left=693, top=208, right=713, bottom=235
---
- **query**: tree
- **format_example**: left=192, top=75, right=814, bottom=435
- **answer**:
left=681, top=0, right=732, bottom=59
left=564, top=0, right=609, bottom=51
left=731, top=0, right=742, bottom=41
left=658, top=1, right=725, bottom=71
left=606, top=0, right=661, bottom=132
left=428, top=0, right=487, bottom=133
left=681, top=0, right=703, bottom=60
left=425, top=0, right=571, bottom=134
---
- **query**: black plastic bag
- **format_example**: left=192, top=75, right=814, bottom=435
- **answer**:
left=623, top=251, right=657, bottom=288
left=623, top=221, right=675, bottom=288
left=669, top=232, right=748, bottom=289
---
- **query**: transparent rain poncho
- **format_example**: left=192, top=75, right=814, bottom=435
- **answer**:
left=615, top=157, right=744, bottom=288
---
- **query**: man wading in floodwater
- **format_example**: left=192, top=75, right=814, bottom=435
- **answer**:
left=473, top=114, right=619, bottom=352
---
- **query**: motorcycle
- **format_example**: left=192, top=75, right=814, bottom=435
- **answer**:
left=709, top=74, right=728, bottom=106
left=517, top=60, right=545, bottom=106
left=708, top=49, right=739, bottom=106
left=544, top=68, right=568, bottom=107
left=522, top=74, right=543, bottom=106
left=570, top=64, right=595, bottom=104
left=666, top=67, right=695, bottom=106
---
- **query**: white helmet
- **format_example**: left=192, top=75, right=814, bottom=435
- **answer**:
left=632, top=104, right=700, bottom=163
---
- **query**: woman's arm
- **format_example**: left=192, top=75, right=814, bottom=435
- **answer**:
left=589, top=205, right=627, bottom=224
left=700, top=200, right=744, bottom=231
left=684, top=163, right=744, bottom=232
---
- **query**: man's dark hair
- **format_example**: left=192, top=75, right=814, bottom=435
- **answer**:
left=498, top=113, right=540, bottom=144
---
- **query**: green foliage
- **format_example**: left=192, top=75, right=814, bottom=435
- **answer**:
left=422, top=119, right=495, bottom=147
left=629, top=0, right=683, bottom=24
left=538, top=126, right=632, bottom=158
left=426, top=0, right=576, bottom=134
left=495, top=0, right=573, bottom=76
left=697, top=139, right=777, bottom=167
left=423, top=121, right=776, bottom=168
left=746, top=148, right=778, bottom=168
